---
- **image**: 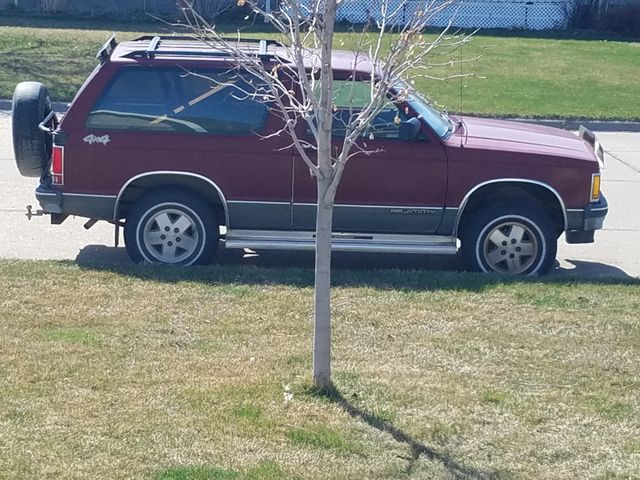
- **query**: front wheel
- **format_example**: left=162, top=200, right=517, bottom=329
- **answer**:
left=124, top=189, right=219, bottom=265
left=461, top=201, right=557, bottom=276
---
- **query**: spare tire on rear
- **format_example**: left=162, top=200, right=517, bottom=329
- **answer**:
left=12, top=82, right=54, bottom=178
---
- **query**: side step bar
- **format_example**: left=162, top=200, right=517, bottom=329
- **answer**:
left=225, top=230, right=458, bottom=255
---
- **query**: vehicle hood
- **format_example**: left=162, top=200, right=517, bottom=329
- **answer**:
left=450, top=116, right=596, bottom=161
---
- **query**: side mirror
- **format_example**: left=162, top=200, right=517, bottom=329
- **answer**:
left=399, top=117, right=421, bottom=141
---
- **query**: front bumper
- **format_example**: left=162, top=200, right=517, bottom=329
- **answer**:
left=565, top=195, right=608, bottom=244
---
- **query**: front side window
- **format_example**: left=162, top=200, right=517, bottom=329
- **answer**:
left=306, top=80, right=406, bottom=139
left=86, top=67, right=270, bottom=135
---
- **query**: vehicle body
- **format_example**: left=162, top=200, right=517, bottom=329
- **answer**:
left=12, top=35, right=607, bottom=275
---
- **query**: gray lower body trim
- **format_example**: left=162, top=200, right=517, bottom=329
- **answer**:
left=566, top=210, right=586, bottom=231
left=226, top=201, right=446, bottom=234
left=62, top=193, right=117, bottom=219
left=225, top=229, right=457, bottom=255
left=566, top=195, right=608, bottom=232
left=293, top=203, right=444, bottom=234
left=228, top=201, right=291, bottom=230
left=36, top=187, right=117, bottom=220
left=35, top=189, right=63, bottom=214
left=437, top=207, right=458, bottom=236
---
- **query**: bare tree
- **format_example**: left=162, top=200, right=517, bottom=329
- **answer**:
left=192, top=0, right=237, bottom=21
left=180, top=0, right=472, bottom=389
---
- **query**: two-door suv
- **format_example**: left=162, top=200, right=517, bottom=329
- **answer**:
left=12, top=35, right=607, bottom=275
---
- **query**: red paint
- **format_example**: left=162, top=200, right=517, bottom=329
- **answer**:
left=56, top=38, right=601, bottom=215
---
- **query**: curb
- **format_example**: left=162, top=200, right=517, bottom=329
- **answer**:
left=2, top=99, right=640, bottom=132
left=0, top=99, right=69, bottom=112
left=508, top=118, right=640, bottom=133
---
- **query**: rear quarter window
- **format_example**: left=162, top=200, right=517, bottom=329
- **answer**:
left=86, top=67, right=271, bottom=135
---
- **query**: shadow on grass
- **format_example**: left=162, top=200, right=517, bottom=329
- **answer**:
left=309, top=384, right=499, bottom=479
left=73, top=244, right=640, bottom=292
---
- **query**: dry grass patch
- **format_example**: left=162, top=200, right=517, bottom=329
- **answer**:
left=0, top=260, right=639, bottom=479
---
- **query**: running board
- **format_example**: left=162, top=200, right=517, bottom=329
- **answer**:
left=225, top=230, right=458, bottom=255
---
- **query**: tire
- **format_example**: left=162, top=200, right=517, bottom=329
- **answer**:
left=461, top=201, right=557, bottom=276
left=12, top=82, right=54, bottom=178
left=124, top=189, right=219, bottom=265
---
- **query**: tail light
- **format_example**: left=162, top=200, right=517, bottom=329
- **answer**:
left=51, top=145, right=64, bottom=185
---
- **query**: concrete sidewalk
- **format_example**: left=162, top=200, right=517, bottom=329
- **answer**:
left=0, top=109, right=638, bottom=278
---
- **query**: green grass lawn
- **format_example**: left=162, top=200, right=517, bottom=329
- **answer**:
left=0, top=15, right=639, bottom=119
left=1, top=260, right=639, bottom=479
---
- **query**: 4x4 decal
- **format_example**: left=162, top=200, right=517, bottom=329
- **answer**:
left=83, top=134, right=111, bottom=146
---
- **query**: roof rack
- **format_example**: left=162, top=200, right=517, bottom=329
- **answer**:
left=97, top=34, right=117, bottom=64
left=126, top=35, right=285, bottom=61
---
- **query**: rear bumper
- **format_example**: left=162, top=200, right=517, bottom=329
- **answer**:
left=35, top=185, right=63, bottom=214
left=565, top=195, right=608, bottom=244
left=36, top=185, right=116, bottom=220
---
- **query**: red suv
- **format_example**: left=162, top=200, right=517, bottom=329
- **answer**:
left=12, top=35, right=607, bottom=275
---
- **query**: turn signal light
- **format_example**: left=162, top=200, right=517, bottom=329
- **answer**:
left=51, top=145, right=64, bottom=185
left=590, top=173, right=601, bottom=202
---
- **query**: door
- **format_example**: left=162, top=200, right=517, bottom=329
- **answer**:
left=292, top=80, right=448, bottom=235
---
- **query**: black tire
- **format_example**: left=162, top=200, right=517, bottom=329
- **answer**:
left=12, top=82, right=54, bottom=178
left=461, top=201, right=557, bottom=276
left=124, top=189, right=219, bottom=266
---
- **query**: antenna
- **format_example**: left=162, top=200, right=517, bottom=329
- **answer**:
left=459, top=39, right=463, bottom=118
left=459, top=39, right=463, bottom=148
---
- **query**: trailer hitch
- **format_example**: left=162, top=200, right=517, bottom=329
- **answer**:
left=25, top=205, right=46, bottom=220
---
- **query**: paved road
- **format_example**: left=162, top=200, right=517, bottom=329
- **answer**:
left=1, top=110, right=638, bottom=278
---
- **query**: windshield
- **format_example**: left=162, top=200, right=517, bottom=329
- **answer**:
left=394, top=83, right=453, bottom=139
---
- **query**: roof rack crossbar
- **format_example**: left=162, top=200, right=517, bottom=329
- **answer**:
left=123, top=50, right=284, bottom=62
left=96, top=34, right=117, bottom=64
left=146, top=35, right=161, bottom=58
left=121, top=35, right=287, bottom=62
left=133, top=35, right=285, bottom=48
left=258, top=39, right=267, bottom=56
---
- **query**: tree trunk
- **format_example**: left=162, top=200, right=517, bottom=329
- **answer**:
left=313, top=175, right=334, bottom=389
left=311, top=0, right=338, bottom=390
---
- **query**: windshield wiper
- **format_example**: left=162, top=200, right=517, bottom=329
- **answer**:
left=441, top=110, right=458, bottom=136
left=441, top=109, right=452, bottom=130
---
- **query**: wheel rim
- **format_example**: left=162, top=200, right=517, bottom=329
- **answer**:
left=141, top=207, right=201, bottom=264
left=481, top=220, right=539, bottom=275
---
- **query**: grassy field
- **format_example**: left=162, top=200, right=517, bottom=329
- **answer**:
left=0, top=15, right=639, bottom=119
left=0, top=260, right=639, bottom=479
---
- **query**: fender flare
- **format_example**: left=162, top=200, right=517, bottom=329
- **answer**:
left=113, top=171, right=229, bottom=225
left=453, top=178, right=568, bottom=237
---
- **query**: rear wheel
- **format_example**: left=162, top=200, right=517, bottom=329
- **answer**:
left=12, top=82, right=55, bottom=178
left=461, top=201, right=557, bottom=276
left=124, top=189, right=219, bottom=265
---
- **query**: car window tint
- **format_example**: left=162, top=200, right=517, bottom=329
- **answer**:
left=333, top=80, right=372, bottom=108
left=306, top=80, right=406, bottom=139
left=86, top=68, right=271, bottom=135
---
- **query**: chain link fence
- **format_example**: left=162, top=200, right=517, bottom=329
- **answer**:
left=4, top=0, right=567, bottom=29
left=300, top=0, right=569, bottom=30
